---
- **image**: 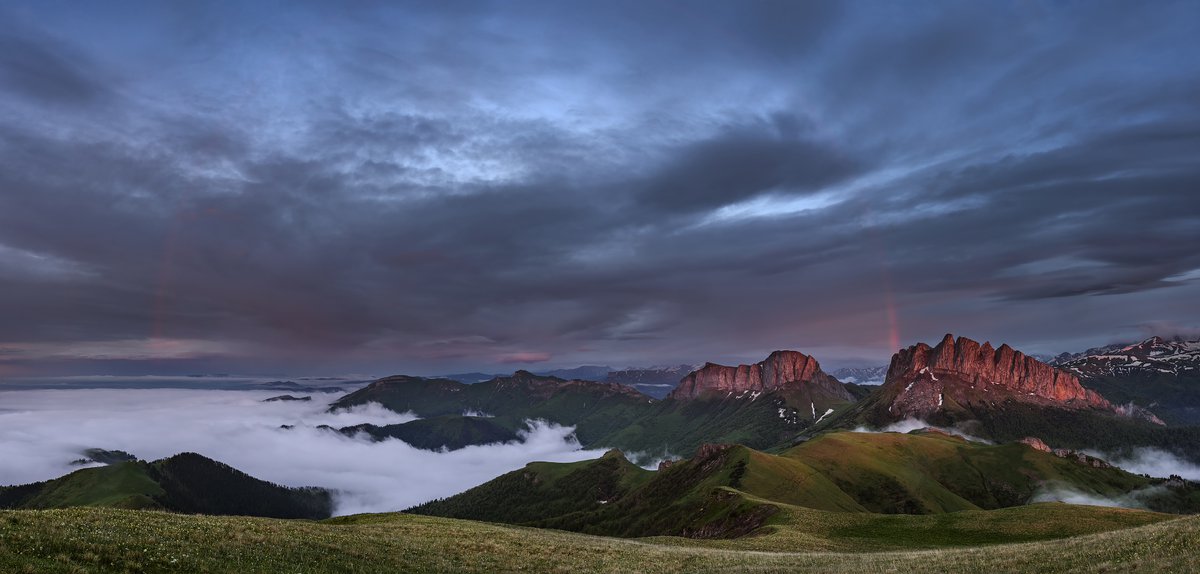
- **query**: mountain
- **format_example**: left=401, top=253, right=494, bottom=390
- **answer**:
left=831, top=365, right=889, bottom=385
left=604, top=364, right=696, bottom=399
left=866, top=333, right=1115, bottom=421
left=1054, top=336, right=1200, bottom=425
left=668, top=350, right=852, bottom=402
left=828, top=334, right=1200, bottom=463
left=0, top=453, right=331, bottom=519
left=408, top=430, right=1198, bottom=539
left=330, top=370, right=654, bottom=445
left=594, top=351, right=860, bottom=457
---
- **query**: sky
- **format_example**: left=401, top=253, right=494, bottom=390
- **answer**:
left=0, top=1, right=1198, bottom=378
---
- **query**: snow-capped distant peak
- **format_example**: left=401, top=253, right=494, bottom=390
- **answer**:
left=1054, top=336, right=1200, bottom=379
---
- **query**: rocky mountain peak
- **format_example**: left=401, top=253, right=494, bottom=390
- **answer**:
left=668, top=350, right=850, bottom=401
left=883, top=334, right=1114, bottom=417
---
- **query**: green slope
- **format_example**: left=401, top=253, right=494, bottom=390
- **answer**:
left=0, top=506, right=1194, bottom=573
left=0, top=453, right=332, bottom=519
left=2, top=462, right=164, bottom=510
left=410, top=430, right=1197, bottom=539
left=598, top=386, right=858, bottom=458
left=784, top=431, right=1151, bottom=513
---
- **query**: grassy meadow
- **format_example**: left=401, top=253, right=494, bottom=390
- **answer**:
left=0, top=503, right=1195, bottom=573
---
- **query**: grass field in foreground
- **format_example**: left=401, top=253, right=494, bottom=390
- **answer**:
left=0, top=504, right=1196, bottom=573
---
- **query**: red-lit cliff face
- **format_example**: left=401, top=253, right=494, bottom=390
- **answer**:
left=668, top=350, right=851, bottom=401
left=882, top=334, right=1113, bottom=419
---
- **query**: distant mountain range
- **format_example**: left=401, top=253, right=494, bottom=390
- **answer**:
left=441, top=366, right=615, bottom=385
left=1052, top=336, right=1200, bottom=425
left=604, top=365, right=698, bottom=399
left=1053, top=336, right=1200, bottom=373
left=440, top=365, right=697, bottom=399
left=830, top=366, right=888, bottom=385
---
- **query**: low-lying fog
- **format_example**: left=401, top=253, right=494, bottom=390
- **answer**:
left=0, top=388, right=604, bottom=515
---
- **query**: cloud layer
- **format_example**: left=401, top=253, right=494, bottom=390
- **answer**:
left=0, top=388, right=604, bottom=515
left=0, top=2, right=1197, bottom=375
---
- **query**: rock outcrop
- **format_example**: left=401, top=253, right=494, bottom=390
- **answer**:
left=668, top=350, right=852, bottom=401
left=1020, top=436, right=1053, bottom=453
left=887, top=334, right=1111, bottom=409
left=1020, top=436, right=1112, bottom=468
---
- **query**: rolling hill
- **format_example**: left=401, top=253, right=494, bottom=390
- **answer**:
left=0, top=453, right=331, bottom=519
left=408, top=430, right=1199, bottom=538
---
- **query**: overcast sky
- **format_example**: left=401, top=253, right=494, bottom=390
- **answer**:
left=1, top=1, right=1198, bottom=378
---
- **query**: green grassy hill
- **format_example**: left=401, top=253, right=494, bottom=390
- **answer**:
left=0, top=505, right=1195, bottom=573
left=0, top=453, right=331, bottom=519
left=0, top=462, right=164, bottom=511
left=597, top=386, right=858, bottom=459
left=409, top=430, right=1197, bottom=538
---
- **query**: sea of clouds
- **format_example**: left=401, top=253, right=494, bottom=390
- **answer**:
left=0, top=388, right=605, bottom=515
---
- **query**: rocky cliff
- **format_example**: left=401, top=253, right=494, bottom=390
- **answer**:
left=887, top=334, right=1112, bottom=409
left=668, top=350, right=851, bottom=401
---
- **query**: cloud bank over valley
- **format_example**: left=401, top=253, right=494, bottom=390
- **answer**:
left=0, top=388, right=603, bottom=515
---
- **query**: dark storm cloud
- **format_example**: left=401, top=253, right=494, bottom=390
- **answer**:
left=0, top=29, right=110, bottom=105
left=635, top=116, right=864, bottom=213
left=0, top=0, right=1197, bottom=376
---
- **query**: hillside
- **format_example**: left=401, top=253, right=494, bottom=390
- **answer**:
left=0, top=453, right=331, bottom=519
left=409, top=430, right=1198, bottom=538
left=1, top=504, right=1195, bottom=573
left=595, top=386, right=857, bottom=459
